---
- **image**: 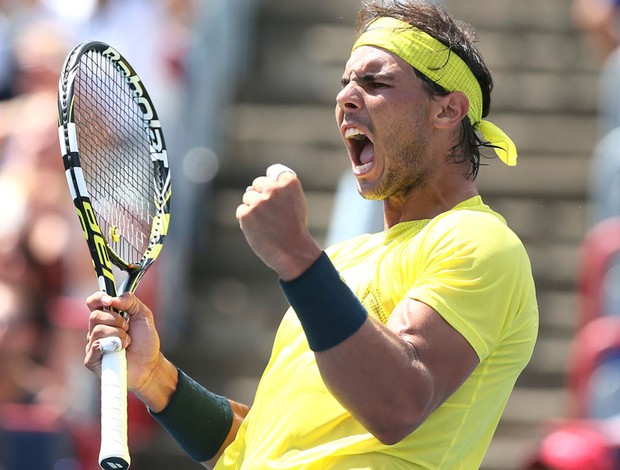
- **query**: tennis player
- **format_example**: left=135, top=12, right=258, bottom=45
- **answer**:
left=85, top=1, right=538, bottom=468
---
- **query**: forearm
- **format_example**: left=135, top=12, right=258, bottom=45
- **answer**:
left=281, top=255, right=458, bottom=443
left=142, top=363, right=248, bottom=467
left=278, top=253, right=423, bottom=439
left=133, top=353, right=179, bottom=412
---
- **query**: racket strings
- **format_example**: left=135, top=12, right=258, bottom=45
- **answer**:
left=73, top=50, right=157, bottom=266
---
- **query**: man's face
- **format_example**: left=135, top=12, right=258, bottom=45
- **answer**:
left=335, top=46, right=436, bottom=201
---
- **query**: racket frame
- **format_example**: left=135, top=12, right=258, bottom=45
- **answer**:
left=57, top=41, right=171, bottom=470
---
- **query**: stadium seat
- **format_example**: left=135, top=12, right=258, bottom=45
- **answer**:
left=588, top=349, right=620, bottom=421
left=523, top=420, right=618, bottom=470
left=567, top=316, right=620, bottom=420
left=577, top=217, right=620, bottom=329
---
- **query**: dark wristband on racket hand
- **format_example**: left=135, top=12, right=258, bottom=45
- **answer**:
left=279, top=251, right=368, bottom=352
left=149, top=369, right=233, bottom=462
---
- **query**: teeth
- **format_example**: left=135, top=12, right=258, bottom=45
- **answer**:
left=345, top=127, right=365, bottom=140
left=355, top=162, right=373, bottom=172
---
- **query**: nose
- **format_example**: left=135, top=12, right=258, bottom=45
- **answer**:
left=336, top=81, right=362, bottom=112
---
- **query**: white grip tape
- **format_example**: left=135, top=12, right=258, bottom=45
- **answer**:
left=99, top=336, right=123, bottom=353
left=266, top=164, right=296, bottom=182
left=99, top=347, right=130, bottom=469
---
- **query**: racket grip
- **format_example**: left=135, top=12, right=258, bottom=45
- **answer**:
left=99, top=342, right=130, bottom=469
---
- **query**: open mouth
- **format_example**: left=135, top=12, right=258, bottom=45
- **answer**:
left=345, top=127, right=375, bottom=172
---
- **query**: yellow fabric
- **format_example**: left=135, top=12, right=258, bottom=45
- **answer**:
left=478, top=120, right=517, bottom=166
left=214, top=196, right=538, bottom=470
left=352, top=17, right=517, bottom=166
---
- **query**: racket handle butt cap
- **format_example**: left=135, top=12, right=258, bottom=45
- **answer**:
left=99, top=455, right=130, bottom=470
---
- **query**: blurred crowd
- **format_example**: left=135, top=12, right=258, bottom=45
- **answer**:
left=523, top=1, right=620, bottom=469
left=0, top=0, right=196, bottom=468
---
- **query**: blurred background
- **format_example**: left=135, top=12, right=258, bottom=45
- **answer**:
left=1, top=0, right=619, bottom=468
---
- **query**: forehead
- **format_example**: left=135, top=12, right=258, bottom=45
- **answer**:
left=343, top=45, right=414, bottom=77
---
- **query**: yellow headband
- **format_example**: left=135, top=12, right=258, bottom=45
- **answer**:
left=353, top=17, right=517, bottom=166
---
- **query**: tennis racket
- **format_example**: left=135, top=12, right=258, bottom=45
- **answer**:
left=57, top=41, right=171, bottom=470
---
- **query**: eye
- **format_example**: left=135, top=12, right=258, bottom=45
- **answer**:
left=369, top=82, right=388, bottom=89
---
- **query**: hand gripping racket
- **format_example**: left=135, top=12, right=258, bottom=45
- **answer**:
left=57, top=41, right=171, bottom=470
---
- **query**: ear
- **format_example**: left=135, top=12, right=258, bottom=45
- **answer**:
left=433, top=91, right=469, bottom=129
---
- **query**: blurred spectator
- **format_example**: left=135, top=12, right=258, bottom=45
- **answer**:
left=573, top=0, right=620, bottom=136
left=572, top=0, right=620, bottom=228
left=0, top=18, right=88, bottom=300
left=572, top=0, right=620, bottom=61
left=0, top=281, right=58, bottom=407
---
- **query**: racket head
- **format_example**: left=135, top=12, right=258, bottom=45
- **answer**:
left=57, top=41, right=171, bottom=295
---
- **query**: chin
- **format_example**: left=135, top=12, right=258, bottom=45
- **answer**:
left=357, top=184, right=387, bottom=201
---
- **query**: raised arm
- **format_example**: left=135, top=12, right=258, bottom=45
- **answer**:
left=236, top=170, right=479, bottom=444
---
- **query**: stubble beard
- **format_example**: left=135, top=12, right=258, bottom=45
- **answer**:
left=358, top=133, right=429, bottom=203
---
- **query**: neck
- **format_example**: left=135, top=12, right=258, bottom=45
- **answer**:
left=382, top=177, right=479, bottom=228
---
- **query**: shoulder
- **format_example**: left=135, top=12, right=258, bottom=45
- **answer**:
left=426, top=204, right=522, bottom=251
left=414, top=205, right=531, bottom=277
left=432, top=204, right=509, bottom=234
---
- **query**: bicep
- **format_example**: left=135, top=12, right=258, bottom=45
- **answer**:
left=387, top=296, right=479, bottom=411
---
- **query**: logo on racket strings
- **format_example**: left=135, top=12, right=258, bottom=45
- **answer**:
left=101, top=47, right=168, bottom=168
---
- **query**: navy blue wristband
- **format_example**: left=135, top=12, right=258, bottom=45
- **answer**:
left=149, top=369, right=233, bottom=462
left=279, top=251, right=368, bottom=352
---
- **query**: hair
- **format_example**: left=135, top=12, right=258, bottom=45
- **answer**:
left=355, top=0, right=496, bottom=179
